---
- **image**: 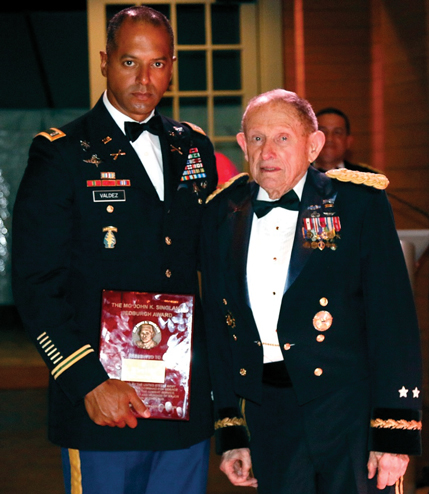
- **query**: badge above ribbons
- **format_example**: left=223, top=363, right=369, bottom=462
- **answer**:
left=302, top=196, right=341, bottom=251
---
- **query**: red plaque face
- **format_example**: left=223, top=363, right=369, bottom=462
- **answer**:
left=313, top=310, right=333, bottom=332
left=99, top=290, right=194, bottom=421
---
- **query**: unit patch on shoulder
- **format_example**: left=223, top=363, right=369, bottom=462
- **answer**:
left=182, top=121, right=206, bottom=136
left=35, top=127, right=66, bottom=142
left=206, top=172, right=249, bottom=204
left=326, top=168, right=389, bottom=190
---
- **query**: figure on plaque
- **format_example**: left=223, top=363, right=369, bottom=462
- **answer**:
left=134, top=321, right=161, bottom=350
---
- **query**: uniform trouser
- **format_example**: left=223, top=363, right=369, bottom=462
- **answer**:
left=61, top=438, right=210, bottom=494
left=244, top=379, right=394, bottom=494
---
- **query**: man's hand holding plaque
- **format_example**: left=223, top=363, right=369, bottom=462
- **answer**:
left=85, top=379, right=151, bottom=428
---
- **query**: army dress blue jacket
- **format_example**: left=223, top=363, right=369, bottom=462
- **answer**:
left=12, top=97, right=217, bottom=451
left=201, top=167, right=422, bottom=456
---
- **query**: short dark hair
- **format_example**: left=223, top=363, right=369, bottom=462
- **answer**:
left=316, top=107, right=351, bottom=135
left=106, top=6, right=174, bottom=57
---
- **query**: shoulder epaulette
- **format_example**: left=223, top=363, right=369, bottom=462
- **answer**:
left=206, top=173, right=249, bottom=204
left=326, top=168, right=389, bottom=190
left=35, top=127, right=66, bottom=142
left=182, top=121, right=206, bottom=136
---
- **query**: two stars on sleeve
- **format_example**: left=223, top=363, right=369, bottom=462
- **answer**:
left=399, top=386, right=420, bottom=398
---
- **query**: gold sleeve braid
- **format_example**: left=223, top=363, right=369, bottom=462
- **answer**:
left=395, top=476, right=403, bottom=494
left=370, top=418, right=422, bottom=430
left=214, top=417, right=246, bottom=430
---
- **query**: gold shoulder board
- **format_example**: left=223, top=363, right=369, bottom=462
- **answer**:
left=182, top=121, right=206, bottom=136
left=206, top=172, right=249, bottom=204
left=35, top=127, right=66, bottom=142
left=326, top=168, right=389, bottom=190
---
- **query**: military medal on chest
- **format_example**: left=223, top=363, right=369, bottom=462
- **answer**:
left=302, top=199, right=341, bottom=250
left=180, top=147, right=207, bottom=181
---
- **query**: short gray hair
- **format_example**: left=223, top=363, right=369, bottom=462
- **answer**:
left=241, top=89, right=318, bottom=135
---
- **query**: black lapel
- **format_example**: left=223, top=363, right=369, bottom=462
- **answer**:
left=158, top=115, right=189, bottom=210
left=220, top=181, right=258, bottom=308
left=285, top=167, right=336, bottom=291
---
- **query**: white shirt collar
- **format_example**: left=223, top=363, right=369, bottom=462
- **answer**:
left=102, top=91, right=155, bottom=134
left=256, top=172, right=307, bottom=202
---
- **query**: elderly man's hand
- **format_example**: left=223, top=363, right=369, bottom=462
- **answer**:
left=84, top=378, right=150, bottom=428
left=220, top=448, right=258, bottom=488
left=367, top=451, right=409, bottom=490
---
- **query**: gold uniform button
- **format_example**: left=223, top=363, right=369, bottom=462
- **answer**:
left=284, top=343, right=292, bottom=351
left=314, top=368, right=323, bottom=377
left=198, top=198, right=203, bottom=204
left=165, top=269, right=172, bottom=278
left=240, top=368, right=247, bottom=376
left=232, top=334, right=237, bottom=341
left=106, top=205, right=114, bottom=213
left=319, top=297, right=328, bottom=307
left=223, top=298, right=228, bottom=305
left=316, top=334, right=325, bottom=342
left=165, top=236, right=172, bottom=245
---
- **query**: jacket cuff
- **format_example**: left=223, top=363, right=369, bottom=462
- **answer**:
left=369, top=408, right=422, bottom=455
left=214, top=407, right=250, bottom=454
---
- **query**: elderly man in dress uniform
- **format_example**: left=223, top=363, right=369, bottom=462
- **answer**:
left=201, top=89, right=421, bottom=494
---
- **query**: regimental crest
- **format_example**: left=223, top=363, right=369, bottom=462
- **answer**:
left=103, top=226, right=117, bottom=249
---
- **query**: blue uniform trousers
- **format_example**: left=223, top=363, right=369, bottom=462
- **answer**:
left=61, top=438, right=210, bottom=494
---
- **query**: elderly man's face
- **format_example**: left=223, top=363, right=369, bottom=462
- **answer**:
left=237, top=101, right=324, bottom=199
left=140, top=325, right=155, bottom=342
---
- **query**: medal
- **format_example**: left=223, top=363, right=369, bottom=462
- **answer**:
left=312, top=311, right=333, bottom=331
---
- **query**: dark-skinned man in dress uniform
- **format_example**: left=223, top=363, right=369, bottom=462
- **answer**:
left=12, top=6, right=217, bottom=494
left=201, top=89, right=422, bottom=494
left=314, top=107, right=380, bottom=173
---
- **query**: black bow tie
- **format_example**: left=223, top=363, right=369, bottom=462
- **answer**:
left=124, top=116, right=163, bottom=141
left=252, top=189, right=300, bottom=218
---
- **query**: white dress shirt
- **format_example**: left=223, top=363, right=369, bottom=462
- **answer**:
left=246, top=174, right=306, bottom=363
left=103, top=92, right=164, bottom=201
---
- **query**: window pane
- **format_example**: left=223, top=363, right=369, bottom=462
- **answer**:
left=179, top=97, right=207, bottom=131
left=211, top=5, right=240, bottom=45
left=213, top=51, right=241, bottom=90
left=178, top=51, right=207, bottom=91
left=214, top=96, right=242, bottom=136
left=177, top=4, right=205, bottom=45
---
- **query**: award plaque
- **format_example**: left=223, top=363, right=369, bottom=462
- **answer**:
left=99, top=290, right=194, bottom=420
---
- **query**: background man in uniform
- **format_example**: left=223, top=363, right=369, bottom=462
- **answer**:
left=201, top=89, right=421, bottom=494
left=12, top=6, right=217, bottom=494
left=314, top=107, right=377, bottom=173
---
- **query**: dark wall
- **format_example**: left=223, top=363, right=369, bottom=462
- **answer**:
left=0, top=7, right=89, bottom=108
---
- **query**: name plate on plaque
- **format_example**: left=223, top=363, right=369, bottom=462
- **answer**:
left=99, top=290, right=194, bottom=420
